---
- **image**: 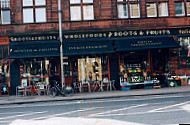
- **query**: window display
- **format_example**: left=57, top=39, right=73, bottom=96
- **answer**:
left=0, top=45, right=10, bottom=95
left=178, top=37, right=190, bottom=66
left=20, top=58, right=49, bottom=87
left=78, top=56, right=109, bottom=83
left=119, top=51, right=156, bottom=87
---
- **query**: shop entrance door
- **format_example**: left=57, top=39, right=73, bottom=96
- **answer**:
left=151, top=49, right=169, bottom=74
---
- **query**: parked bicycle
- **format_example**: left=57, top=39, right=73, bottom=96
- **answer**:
left=49, top=80, right=74, bottom=97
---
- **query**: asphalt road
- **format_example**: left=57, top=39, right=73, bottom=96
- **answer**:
left=1, top=93, right=190, bottom=125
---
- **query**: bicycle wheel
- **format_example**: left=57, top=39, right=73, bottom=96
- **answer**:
left=64, top=86, right=74, bottom=96
left=49, top=87, right=57, bottom=97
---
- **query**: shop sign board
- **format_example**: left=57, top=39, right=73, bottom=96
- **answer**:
left=63, top=27, right=190, bottom=41
left=0, top=37, right=9, bottom=45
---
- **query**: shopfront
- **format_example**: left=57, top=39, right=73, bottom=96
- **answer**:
left=63, top=30, right=180, bottom=90
left=8, top=28, right=188, bottom=94
left=0, top=37, right=10, bottom=95
left=63, top=39, right=114, bottom=87
left=9, top=35, right=60, bottom=95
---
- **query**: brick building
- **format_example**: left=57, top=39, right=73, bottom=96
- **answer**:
left=0, top=0, right=190, bottom=95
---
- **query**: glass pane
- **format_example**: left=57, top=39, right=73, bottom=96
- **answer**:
left=23, top=8, right=34, bottom=23
left=159, top=2, right=168, bottom=16
left=35, top=0, right=46, bottom=6
left=23, top=0, right=33, bottom=6
left=70, top=0, right=80, bottom=4
left=70, top=6, right=81, bottom=21
left=1, top=0, right=10, bottom=8
left=187, top=2, right=190, bottom=15
left=83, top=0, right=93, bottom=3
left=78, top=57, right=102, bottom=82
left=83, top=5, right=94, bottom=20
left=175, top=2, right=185, bottom=16
left=35, top=8, right=46, bottom=22
left=146, top=3, right=157, bottom=17
left=118, top=4, right=128, bottom=18
left=130, top=4, right=140, bottom=18
left=2, top=10, right=10, bottom=24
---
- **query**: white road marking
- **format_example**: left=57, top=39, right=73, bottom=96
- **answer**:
left=0, top=112, right=25, bottom=115
left=95, top=108, right=183, bottom=117
left=31, top=107, right=99, bottom=120
left=0, top=111, right=47, bottom=120
left=181, top=104, right=190, bottom=112
left=148, top=101, right=190, bottom=113
left=89, top=104, right=148, bottom=117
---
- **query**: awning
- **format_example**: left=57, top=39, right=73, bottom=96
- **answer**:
left=8, top=40, right=60, bottom=58
left=63, top=41, right=114, bottom=56
left=115, top=37, right=180, bottom=51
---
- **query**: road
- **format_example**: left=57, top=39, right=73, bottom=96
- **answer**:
left=0, top=93, right=190, bottom=125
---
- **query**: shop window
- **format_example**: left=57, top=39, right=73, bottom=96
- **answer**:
left=146, top=1, right=169, bottom=17
left=119, top=51, right=151, bottom=83
left=0, top=45, right=10, bottom=95
left=175, top=2, right=185, bottom=16
left=146, top=3, right=157, bottom=17
left=117, top=0, right=140, bottom=19
left=20, top=58, right=49, bottom=87
left=70, top=0, right=94, bottom=21
left=22, top=0, right=46, bottom=23
left=158, top=2, right=168, bottom=17
left=77, top=56, right=109, bottom=83
left=187, top=2, right=190, bottom=16
left=178, top=37, right=190, bottom=66
left=1, top=0, right=11, bottom=24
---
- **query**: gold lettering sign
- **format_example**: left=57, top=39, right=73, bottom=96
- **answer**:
left=179, top=29, right=190, bottom=34
left=69, top=45, right=108, bottom=50
left=10, top=35, right=58, bottom=42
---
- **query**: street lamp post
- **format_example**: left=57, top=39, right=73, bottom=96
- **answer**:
left=58, top=0, right=65, bottom=88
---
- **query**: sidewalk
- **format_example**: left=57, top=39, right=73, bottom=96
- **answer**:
left=1, top=85, right=190, bottom=105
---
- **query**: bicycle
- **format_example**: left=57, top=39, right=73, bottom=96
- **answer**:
left=49, top=81, right=74, bottom=97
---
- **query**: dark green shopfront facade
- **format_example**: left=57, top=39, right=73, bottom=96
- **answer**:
left=8, top=27, right=188, bottom=95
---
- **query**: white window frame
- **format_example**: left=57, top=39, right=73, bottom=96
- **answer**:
left=23, top=8, right=34, bottom=23
left=22, top=0, right=46, bottom=23
left=70, top=0, right=94, bottom=21
left=1, top=10, right=10, bottom=24
left=186, top=2, right=190, bottom=16
left=175, top=2, right=185, bottom=16
left=158, top=2, right=169, bottom=17
left=146, top=3, right=157, bottom=17
left=130, top=3, right=140, bottom=18
left=118, top=4, right=128, bottom=18
left=1, top=0, right=11, bottom=24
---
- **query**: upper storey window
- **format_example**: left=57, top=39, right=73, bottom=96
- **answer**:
left=146, top=1, right=168, bottom=17
left=22, top=0, right=46, bottom=23
left=70, top=0, right=94, bottom=21
left=175, top=2, right=185, bottom=16
left=1, top=0, right=11, bottom=24
left=117, top=0, right=140, bottom=18
left=187, top=2, right=190, bottom=16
